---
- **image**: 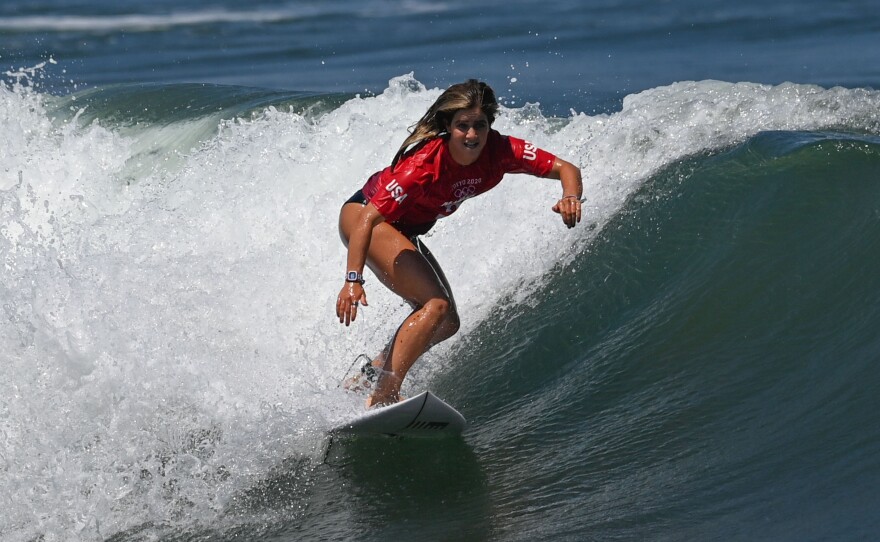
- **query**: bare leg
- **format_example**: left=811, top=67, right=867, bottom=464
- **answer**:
left=370, top=239, right=459, bottom=364
left=339, top=204, right=460, bottom=406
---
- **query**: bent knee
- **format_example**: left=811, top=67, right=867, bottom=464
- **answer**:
left=423, top=298, right=460, bottom=334
left=422, top=297, right=451, bottom=319
left=424, top=297, right=456, bottom=320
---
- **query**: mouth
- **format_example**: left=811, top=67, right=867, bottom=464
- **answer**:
left=463, top=140, right=480, bottom=150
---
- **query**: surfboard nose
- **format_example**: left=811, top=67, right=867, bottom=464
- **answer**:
left=332, top=391, right=466, bottom=437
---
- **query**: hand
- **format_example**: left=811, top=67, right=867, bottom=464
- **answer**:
left=337, top=282, right=368, bottom=326
left=552, top=196, right=583, bottom=228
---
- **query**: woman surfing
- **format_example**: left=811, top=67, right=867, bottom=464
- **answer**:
left=337, top=79, right=583, bottom=408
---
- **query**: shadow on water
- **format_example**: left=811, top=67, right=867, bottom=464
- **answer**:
left=100, top=431, right=490, bottom=541
left=293, top=435, right=494, bottom=542
left=108, top=433, right=493, bottom=540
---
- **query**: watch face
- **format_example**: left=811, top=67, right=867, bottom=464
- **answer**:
left=347, top=271, right=360, bottom=282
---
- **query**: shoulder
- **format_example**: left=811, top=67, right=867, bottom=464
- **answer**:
left=487, top=129, right=510, bottom=148
left=398, top=137, right=446, bottom=168
left=492, top=131, right=528, bottom=153
left=386, top=137, right=445, bottom=185
left=483, top=129, right=528, bottom=161
left=486, top=130, right=532, bottom=158
left=488, top=130, right=556, bottom=176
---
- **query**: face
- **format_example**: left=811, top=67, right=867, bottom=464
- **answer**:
left=446, top=106, right=490, bottom=166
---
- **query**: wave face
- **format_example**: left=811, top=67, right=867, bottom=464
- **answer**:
left=2, top=75, right=880, bottom=540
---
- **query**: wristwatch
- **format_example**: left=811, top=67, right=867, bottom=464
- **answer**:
left=346, top=271, right=365, bottom=284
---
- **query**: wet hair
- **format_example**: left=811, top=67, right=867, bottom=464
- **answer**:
left=391, top=79, right=499, bottom=170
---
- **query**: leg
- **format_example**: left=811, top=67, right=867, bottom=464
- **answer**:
left=412, top=237, right=460, bottom=348
left=339, top=204, right=460, bottom=405
left=369, top=238, right=461, bottom=360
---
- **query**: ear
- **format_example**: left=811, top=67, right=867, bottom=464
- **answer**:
left=441, top=113, right=452, bottom=133
left=441, top=116, right=452, bottom=135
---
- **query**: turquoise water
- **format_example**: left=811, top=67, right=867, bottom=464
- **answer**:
left=2, top=1, right=880, bottom=541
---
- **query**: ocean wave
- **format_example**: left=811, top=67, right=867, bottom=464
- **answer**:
left=2, top=73, right=880, bottom=540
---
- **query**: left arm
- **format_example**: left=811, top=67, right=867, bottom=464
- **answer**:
left=546, top=158, right=583, bottom=228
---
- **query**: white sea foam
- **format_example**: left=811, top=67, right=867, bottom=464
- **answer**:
left=0, top=10, right=300, bottom=33
left=0, top=3, right=450, bottom=33
left=1, top=73, right=878, bottom=540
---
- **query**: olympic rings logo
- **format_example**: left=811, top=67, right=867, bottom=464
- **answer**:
left=453, top=185, right=477, bottom=199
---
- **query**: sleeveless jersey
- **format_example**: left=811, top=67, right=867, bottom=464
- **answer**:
left=361, top=130, right=556, bottom=229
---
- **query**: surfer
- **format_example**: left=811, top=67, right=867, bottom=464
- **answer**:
left=337, top=79, right=583, bottom=407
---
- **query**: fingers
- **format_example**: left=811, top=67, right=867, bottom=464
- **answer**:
left=337, top=297, right=357, bottom=326
left=337, top=299, right=356, bottom=326
left=336, top=285, right=368, bottom=326
left=552, top=196, right=583, bottom=228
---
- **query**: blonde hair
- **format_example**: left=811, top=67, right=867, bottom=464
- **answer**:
left=391, top=79, right=498, bottom=170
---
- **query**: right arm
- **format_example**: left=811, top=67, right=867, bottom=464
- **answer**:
left=336, top=202, right=386, bottom=326
left=547, top=158, right=584, bottom=228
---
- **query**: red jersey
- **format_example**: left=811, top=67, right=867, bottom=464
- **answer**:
left=361, top=130, right=556, bottom=230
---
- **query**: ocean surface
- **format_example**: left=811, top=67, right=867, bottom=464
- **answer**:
left=2, top=1, right=880, bottom=541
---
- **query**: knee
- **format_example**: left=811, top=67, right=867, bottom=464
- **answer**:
left=422, top=297, right=450, bottom=321
left=423, top=298, right=459, bottom=335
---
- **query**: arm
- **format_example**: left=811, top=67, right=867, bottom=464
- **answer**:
left=546, top=158, right=584, bottom=228
left=337, top=202, right=386, bottom=326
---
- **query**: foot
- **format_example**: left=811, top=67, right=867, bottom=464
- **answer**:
left=365, top=394, right=397, bottom=409
left=342, top=359, right=383, bottom=393
left=365, top=371, right=404, bottom=409
left=365, top=393, right=408, bottom=409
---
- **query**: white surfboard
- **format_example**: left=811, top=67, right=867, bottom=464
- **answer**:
left=331, top=391, right=466, bottom=437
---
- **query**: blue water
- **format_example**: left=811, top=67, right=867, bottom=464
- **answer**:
left=2, top=1, right=879, bottom=541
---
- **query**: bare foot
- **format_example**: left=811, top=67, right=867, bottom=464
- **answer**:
left=365, top=370, right=405, bottom=409
left=342, top=358, right=384, bottom=392
left=365, top=394, right=411, bottom=409
left=365, top=394, right=397, bottom=409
